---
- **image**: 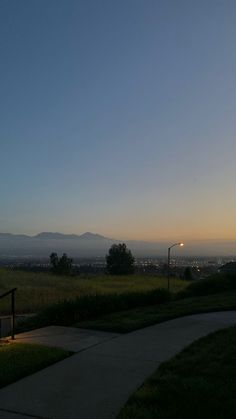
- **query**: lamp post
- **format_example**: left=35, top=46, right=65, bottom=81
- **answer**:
left=167, top=242, right=184, bottom=291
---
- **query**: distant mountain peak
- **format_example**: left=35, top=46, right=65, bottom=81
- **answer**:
left=79, top=232, right=108, bottom=240
left=33, top=231, right=110, bottom=240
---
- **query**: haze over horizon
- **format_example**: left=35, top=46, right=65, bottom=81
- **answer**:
left=1, top=1, right=236, bottom=243
left=1, top=230, right=236, bottom=245
left=0, top=230, right=235, bottom=257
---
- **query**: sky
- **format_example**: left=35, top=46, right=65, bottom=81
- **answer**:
left=1, top=0, right=236, bottom=242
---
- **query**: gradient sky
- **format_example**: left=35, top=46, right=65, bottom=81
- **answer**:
left=1, top=0, right=236, bottom=241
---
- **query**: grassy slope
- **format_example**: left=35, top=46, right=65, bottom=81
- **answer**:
left=0, top=268, right=187, bottom=314
left=77, top=291, right=236, bottom=332
left=118, top=325, right=236, bottom=419
left=17, top=288, right=171, bottom=332
left=0, top=342, right=71, bottom=389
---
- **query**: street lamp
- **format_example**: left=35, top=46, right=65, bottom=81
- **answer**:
left=167, top=242, right=184, bottom=291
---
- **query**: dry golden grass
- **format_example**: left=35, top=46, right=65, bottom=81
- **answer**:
left=0, top=268, right=188, bottom=314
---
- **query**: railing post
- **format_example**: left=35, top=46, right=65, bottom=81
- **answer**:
left=11, top=289, right=15, bottom=340
left=0, top=288, right=17, bottom=340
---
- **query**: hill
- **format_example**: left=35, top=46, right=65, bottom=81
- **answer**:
left=0, top=232, right=235, bottom=258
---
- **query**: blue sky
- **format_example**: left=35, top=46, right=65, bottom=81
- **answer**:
left=1, top=0, right=236, bottom=241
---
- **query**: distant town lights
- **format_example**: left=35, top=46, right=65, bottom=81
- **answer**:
left=167, top=242, right=185, bottom=291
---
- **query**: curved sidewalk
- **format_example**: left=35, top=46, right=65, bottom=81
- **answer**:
left=0, top=311, right=236, bottom=419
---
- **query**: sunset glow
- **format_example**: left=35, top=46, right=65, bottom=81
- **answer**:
left=1, top=1, right=235, bottom=248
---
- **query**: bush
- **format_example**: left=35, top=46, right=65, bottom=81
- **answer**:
left=179, top=273, right=236, bottom=298
left=184, top=266, right=193, bottom=281
left=17, top=288, right=171, bottom=331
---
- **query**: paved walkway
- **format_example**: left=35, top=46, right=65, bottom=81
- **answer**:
left=12, top=325, right=120, bottom=352
left=0, top=311, right=235, bottom=419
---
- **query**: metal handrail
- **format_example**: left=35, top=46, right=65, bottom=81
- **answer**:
left=0, top=288, right=17, bottom=339
left=0, top=288, right=17, bottom=300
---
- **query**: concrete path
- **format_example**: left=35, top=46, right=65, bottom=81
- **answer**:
left=0, top=311, right=235, bottom=419
left=13, top=325, right=120, bottom=352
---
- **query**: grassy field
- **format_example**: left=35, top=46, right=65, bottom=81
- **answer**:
left=77, top=291, right=236, bottom=332
left=0, top=342, right=71, bottom=389
left=118, top=325, right=236, bottom=419
left=0, top=268, right=187, bottom=314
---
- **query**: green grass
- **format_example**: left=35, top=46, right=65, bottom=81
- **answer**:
left=15, top=272, right=236, bottom=333
left=17, top=288, right=171, bottom=332
left=118, top=325, right=236, bottom=419
left=0, top=342, right=71, bottom=388
left=0, top=268, right=187, bottom=314
left=179, top=272, right=236, bottom=298
left=77, top=291, right=236, bottom=332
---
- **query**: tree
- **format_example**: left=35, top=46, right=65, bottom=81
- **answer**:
left=50, top=252, right=73, bottom=275
left=50, top=252, right=58, bottom=270
left=106, top=243, right=135, bottom=275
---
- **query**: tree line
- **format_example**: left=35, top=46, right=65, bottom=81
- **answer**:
left=50, top=244, right=193, bottom=279
left=50, top=243, right=135, bottom=275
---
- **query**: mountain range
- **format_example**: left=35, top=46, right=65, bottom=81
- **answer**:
left=0, top=232, right=235, bottom=258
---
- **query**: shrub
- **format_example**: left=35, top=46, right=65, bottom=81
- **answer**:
left=178, top=272, right=236, bottom=298
left=17, top=288, right=171, bottom=331
left=184, top=266, right=193, bottom=281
